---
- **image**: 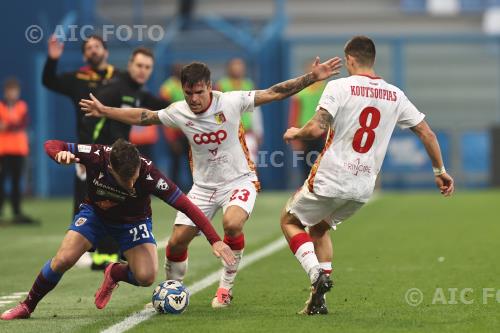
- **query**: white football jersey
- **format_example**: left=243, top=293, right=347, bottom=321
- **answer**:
left=308, top=74, right=425, bottom=202
left=158, top=90, right=259, bottom=190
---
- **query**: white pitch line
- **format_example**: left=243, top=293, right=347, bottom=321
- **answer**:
left=0, top=301, right=15, bottom=306
left=101, top=237, right=287, bottom=333
left=0, top=296, right=21, bottom=300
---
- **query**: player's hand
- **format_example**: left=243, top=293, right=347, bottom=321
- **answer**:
left=80, top=93, right=106, bottom=118
left=211, top=241, right=236, bottom=265
left=310, top=56, right=342, bottom=82
left=283, top=127, right=301, bottom=144
left=55, top=151, right=79, bottom=164
left=48, top=35, right=64, bottom=59
left=435, top=173, right=454, bottom=197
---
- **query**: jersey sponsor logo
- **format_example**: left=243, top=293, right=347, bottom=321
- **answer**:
left=75, top=217, right=87, bottom=226
left=208, top=147, right=218, bottom=156
left=96, top=188, right=126, bottom=201
left=343, top=158, right=372, bottom=176
left=93, top=178, right=134, bottom=198
left=77, top=145, right=91, bottom=153
left=214, top=112, right=226, bottom=124
left=156, top=178, right=169, bottom=191
left=193, top=130, right=227, bottom=145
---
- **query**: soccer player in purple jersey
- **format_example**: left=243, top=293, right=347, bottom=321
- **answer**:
left=1, top=139, right=235, bottom=320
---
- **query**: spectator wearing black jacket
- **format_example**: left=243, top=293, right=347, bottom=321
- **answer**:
left=92, top=47, right=168, bottom=158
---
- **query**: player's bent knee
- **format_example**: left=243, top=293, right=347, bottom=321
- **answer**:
left=222, top=221, right=242, bottom=236
left=167, top=239, right=189, bottom=253
left=136, top=272, right=156, bottom=287
left=51, top=254, right=77, bottom=272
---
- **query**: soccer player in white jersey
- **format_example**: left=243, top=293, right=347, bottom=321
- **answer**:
left=80, top=57, right=342, bottom=308
left=281, top=36, right=455, bottom=315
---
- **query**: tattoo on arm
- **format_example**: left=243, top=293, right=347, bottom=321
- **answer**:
left=269, top=73, right=316, bottom=99
left=139, top=110, right=161, bottom=125
left=313, top=109, right=333, bottom=131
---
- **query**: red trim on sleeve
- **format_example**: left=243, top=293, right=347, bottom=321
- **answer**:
left=44, top=140, right=67, bottom=161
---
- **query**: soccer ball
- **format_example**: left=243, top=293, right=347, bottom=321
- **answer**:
left=152, top=280, right=190, bottom=314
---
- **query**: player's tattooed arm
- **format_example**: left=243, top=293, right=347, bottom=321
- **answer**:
left=254, top=56, right=342, bottom=107
left=254, top=73, right=316, bottom=106
left=139, top=110, right=161, bottom=125
left=283, top=108, right=332, bottom=142
left=80, top=93, right=161, bottom=126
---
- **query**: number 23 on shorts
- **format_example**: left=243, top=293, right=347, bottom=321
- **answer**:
left=129, top=223, right=151, bottom=242
left=230, top=189, right=250, bottom=202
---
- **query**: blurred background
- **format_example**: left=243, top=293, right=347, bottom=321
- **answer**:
left=0, top=0, right=499, bottom=202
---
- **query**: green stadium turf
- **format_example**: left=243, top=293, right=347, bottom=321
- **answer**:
left=0, top=191, right=498, bottom=332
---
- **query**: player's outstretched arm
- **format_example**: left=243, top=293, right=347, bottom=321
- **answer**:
left=254, top=56, right=342, bottom=107
left=283, top=108, right=332, bottom=143
left=410, top=120, right=454, bottom=197
left=80, top=93, right=162, bottom=126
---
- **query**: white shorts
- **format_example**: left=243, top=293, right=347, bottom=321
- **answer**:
left=174, top=179, right=259, bottom=228
left=285, top=184, right=364, bottom=230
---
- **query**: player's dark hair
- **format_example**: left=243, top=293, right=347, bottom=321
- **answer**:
left=344, top=35, right=376, bottom=67
left=181, top=62, right=211, bottom=88
left=110, top=139, right=141, bottom=180
left=81, top=35, right=108, bottom=54
left=130, top=47, right=155, bottom=62
left=3, top=77, right=20, bottom=91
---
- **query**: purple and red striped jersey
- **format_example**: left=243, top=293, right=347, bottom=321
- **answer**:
left=44, top=140, right=221, bottom=244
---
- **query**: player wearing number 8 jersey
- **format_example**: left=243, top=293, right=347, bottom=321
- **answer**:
left=1, top=139, right=235, bottom=320
left=281, top=36, right=455, bottom=315
left=80, top=57, right=343, bottom=308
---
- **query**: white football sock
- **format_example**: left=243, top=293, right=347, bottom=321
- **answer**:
left=319, top=262, right=332, bottom=275
left=165, top=257, right=188, bottom=282
left=219, top=249, right=243, bottom=290
left=294, top=242, right=320, bottom=283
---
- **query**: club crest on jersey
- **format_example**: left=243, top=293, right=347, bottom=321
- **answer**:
left=75, top=217, right=87, bottom=226
left=185, top=120, right=194, bottom=127
left=214, top=112, right=226, bottom=125
left=156, top=178, right=169, bottom=191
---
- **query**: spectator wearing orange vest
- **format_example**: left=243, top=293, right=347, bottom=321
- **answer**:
left=0, top=78, right=36, bottom=224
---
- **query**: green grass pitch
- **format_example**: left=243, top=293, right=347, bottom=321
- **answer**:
left=0, top=190, right=499, bottom=332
